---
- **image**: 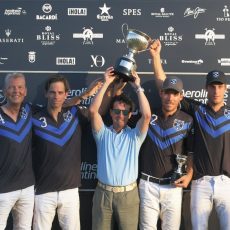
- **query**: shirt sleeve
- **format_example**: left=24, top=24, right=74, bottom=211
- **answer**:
left=180, top=97, right=202, bottom=116
left=92, top=123, right=106, bottom=143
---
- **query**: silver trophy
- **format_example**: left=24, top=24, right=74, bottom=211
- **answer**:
left=114, top=23, right=153, bottom=82
left=171, top=154, right=188, bottom=183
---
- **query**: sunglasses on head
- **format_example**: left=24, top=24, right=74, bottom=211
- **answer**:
left=112, top=109, right=129, bottom=116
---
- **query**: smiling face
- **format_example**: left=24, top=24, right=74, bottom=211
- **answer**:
left=4, top=76, right=27, bottom=106
left=110, top=101, right=132, bottom=132
left=160, top=89, right=183, bottom=115
left=46, top=81, right=68, bottom=110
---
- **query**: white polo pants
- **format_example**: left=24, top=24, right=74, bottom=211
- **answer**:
left=33, top=188, right=80, bottom=230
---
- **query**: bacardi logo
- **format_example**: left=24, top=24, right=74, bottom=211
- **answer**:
left=67, top=8, right=87, bottom=16
left=4, top=7, right=27, bottom=16
left=159, top=26, right=183, bottom=46
left=36, top=3, right=58, bottom=20
left=217, top=5, right=230, bottom=22
left=36, top=26, right=60, bottom=45
left=73, top=27, right=103, bottom=45
left=184, top=7, right=206, bottom=19
left=151, top=8, right=174, bottom=18
left=56, top=57, right=76, bottom=65
left=97, top=3, right=113, bottom=21
left=0, top=29, right=24, bottom=43
left=195, top=28, right=225, bottom=45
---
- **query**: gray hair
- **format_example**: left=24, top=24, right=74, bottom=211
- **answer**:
left=4, top=72, right=26, bottom=89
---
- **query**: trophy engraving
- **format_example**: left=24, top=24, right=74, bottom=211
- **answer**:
left=171, top=154, right=188, bottom=183
left=114, top=23, right=153, bottom=82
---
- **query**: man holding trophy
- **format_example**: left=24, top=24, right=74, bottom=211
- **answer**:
left=150, top=39, right=230, bottom=230
left=113, top=25, right=194, bottom=229
left=138, top=73, right=194, bottom=230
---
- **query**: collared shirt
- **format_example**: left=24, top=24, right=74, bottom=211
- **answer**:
left=32, top=105, right=88, bottom=195
left=181, top=97, right=230, bottom=179
left=93, top=124, right=147, bottom=186
left=0, top=103, right=34, bottom=193
left=140, top=108, right=194, bottom=178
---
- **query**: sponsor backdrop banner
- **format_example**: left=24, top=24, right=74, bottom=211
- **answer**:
left=1, top=1, right=229, bottom=229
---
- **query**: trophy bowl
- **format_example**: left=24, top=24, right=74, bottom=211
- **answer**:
left=126, top=29, right=152, bottom=53
left=171, top=154, right=188, bottom=183
left=114, top=24, right=152, bottom=82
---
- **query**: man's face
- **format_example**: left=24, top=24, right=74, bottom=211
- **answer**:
left=46, top=81, right=68, bottom=110
left=110, top=101, right=131, bottom=130
left=160, top=89, right=183, bottom=113
left=206, top=83, right=226, bottom=106
left=4, top=77, right=27, bottom=106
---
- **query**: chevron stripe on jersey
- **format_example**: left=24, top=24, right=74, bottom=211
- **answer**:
left=148, top=120, right=191, bottom=150
left=0, top=104, right=32, bottom=143
left=32, top=107, right=79, bottom=146
left=195, top=105, right=230, bottom=138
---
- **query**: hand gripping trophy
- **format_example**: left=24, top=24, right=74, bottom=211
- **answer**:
left=114, top=23, right=153, bottom=82
left=171, top=154, right=188, bottom=183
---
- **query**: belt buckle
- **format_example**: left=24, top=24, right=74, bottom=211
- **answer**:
left=112, top=186, right=123, bottom=193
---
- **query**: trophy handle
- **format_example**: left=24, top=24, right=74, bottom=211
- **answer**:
left=121, top=23, right=129, bottom=42
left=137, top=39, right=156, bottom=53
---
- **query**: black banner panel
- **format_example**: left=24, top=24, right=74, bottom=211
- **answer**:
left=1, top=1, right=229, bottom=229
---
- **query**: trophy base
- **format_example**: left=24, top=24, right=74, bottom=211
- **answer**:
left=114, top=56, right=136, bottom=82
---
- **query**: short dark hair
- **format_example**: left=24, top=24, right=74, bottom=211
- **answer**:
left=110, top=94, right=134, bottom=112
left=45, top=74, right=70, bottom=92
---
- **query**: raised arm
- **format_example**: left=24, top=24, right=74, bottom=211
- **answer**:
left=63, top=78, right=103, bottom=107
left=129, top=72, right=151, bottom=134
left=149, top=39, right=166, bottom=90
left=89, top=67, right=116, bottom=132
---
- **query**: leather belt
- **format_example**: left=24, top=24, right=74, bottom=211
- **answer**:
left=97, top=181, right=137, bottom=193
left=141, top=173, right=171, bottom=185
